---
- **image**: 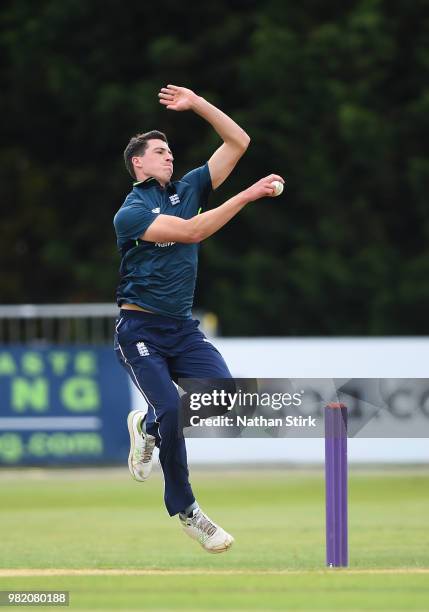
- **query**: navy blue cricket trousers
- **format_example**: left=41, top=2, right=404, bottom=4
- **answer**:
left=114, top=309, right=232, bottom=516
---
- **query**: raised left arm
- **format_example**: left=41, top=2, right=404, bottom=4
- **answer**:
left=159, top=85, right=250, bottom=189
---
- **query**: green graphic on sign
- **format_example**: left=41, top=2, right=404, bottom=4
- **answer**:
left=0, top=346, right=130, bottom=465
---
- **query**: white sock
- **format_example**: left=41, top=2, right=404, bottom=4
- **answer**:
left=180, top=501, right=199, bottom=519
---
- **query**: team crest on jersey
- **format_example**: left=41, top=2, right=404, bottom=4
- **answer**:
left=169, top=194, right=180, bottom=206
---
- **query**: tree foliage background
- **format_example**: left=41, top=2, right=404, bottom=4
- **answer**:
left=1, top=0, right=428, bottom=335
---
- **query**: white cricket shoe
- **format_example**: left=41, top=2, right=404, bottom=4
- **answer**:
left=127, top=409, right=156, bottom=482
left=180, top=508, right=234, bottom=554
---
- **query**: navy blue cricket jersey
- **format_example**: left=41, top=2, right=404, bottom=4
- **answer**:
left=114, top=163, right=212, bottom=319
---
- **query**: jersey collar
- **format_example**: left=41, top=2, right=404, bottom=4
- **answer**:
left=133, top=177, right=158, bottom=187
left=133, top=177, right=175, bottom=192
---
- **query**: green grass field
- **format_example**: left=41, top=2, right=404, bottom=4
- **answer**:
left=0, top=466, right=428, bottom=611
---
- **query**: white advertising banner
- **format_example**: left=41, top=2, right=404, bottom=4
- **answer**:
left=130, top=337, right=429, bottom=464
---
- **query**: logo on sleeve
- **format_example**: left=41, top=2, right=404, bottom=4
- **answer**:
left=152, top=207, right=160, bottom=213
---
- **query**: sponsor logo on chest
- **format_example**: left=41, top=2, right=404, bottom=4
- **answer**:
left=152, top=192, right=180, bottom=247
left=155, top=241, right=176, bottom=248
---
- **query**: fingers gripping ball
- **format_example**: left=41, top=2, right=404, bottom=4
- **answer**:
left=271, top=180, right=284, bottom=196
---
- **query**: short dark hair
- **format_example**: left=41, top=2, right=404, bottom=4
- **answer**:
left=123, top=130, right=168, bottom=179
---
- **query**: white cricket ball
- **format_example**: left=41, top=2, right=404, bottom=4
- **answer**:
left=271, top=180, right=284, bottom=196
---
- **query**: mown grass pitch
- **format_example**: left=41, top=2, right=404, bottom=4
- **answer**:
left=0, top=466, right=428, bottom=610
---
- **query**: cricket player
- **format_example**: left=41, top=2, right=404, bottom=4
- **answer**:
left=113, top=84, right=284, bottom=553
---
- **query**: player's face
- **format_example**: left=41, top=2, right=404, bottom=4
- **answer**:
left=133, top=139, right=174, bottom=185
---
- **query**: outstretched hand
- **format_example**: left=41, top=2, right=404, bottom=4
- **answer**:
left=158, top=84, right=198, bottom=111
left=243, top=174, right=285, bottom=202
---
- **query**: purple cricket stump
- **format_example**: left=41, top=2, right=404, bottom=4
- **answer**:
left=325, top=402, right=348, bottom=567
